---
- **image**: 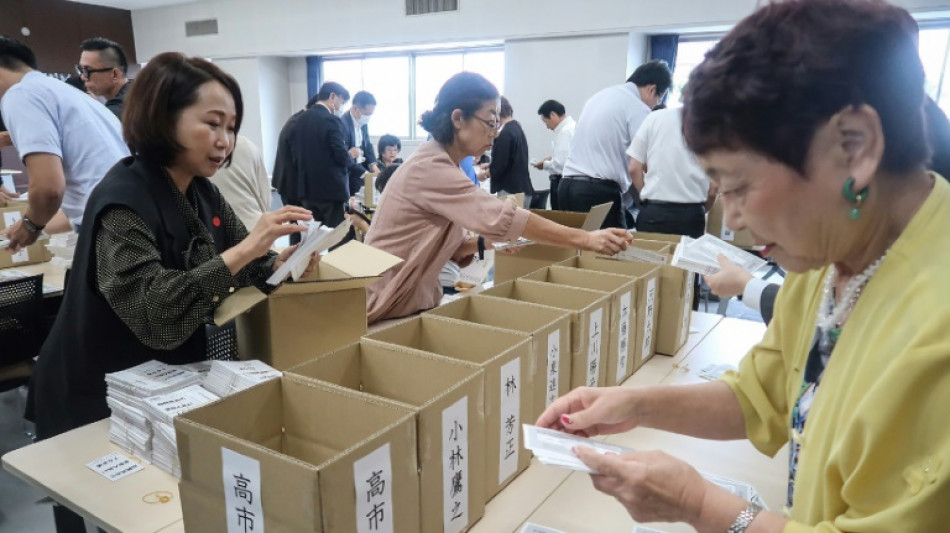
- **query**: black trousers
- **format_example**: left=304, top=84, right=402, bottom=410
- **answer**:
left=636, top=201, right=706, bottom=310
left=549, top=175, right=561, bottom=210
left=557, top=177, right=627, bottom=229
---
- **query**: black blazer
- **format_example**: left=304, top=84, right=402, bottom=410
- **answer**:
left=489, top=119, right=533, bottom=195
left=293, top=105, right=352, bottom=202
left=272, top=109, right=305, bottom=203
left=341, top=111, right=377, bottom=194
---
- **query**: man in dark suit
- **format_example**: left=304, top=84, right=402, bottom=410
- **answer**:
left=341, top=90, right=379, bottom=193
left=273, top=93, right=320, bottom=208
left=489, top=96, right=533, bottom=206
left=288, top=81, right=351, bottom=227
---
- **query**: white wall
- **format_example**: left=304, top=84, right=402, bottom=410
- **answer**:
left=213, top=57, right=263, bottom=160
left=131, top=0, right=950, bottom=60
left=504, top=33, right=633, bottom=193
left=257, top=56, right=292, bottom=175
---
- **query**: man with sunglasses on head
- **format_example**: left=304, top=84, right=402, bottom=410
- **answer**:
left=78, top=37, right=132, bottom=119
left=0, top=36, right=127, bottom=252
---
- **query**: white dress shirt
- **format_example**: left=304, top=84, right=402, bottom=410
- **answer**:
left=627, top=108, right=710, bottom=203
left=542, top=115, right=575, bottom=176
left=562, top=83, right=651, bottom=192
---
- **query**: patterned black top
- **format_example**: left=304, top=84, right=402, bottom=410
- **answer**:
left=94, top=175, right=276, bottom=350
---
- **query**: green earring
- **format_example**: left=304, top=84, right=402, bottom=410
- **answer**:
left=842, top=177, right=868, bottom=220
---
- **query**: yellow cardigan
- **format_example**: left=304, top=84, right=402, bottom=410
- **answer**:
left=722, top=175, right=950, bottom=532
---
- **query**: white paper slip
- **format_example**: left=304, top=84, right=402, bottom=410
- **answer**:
left=689, top=234, right=767, bottom=272
left=492, top=237, right=534, bottom=251
left=671, top=239, right=720, bottom=276
left=1, top=172, right=15, bottom=192
left=698, top=363, right=737, bottom=381
left=86, top=452, right=144, bottom=482
left=610, top=246, right=668, bottom=265
left=142, top=384, right=220, bottom=424
left=266, top=219, right=351, bottom=285
left=701, top=472, right=763, bottom=504
left=523, top=424, right=634, bottom=474
left=520, top=523, right=567, bottom=533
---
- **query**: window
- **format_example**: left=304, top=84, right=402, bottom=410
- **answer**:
left=668, top=38, right=719, bottom=107
left=919, top=27, right=950, bottom=115
left=320, top=48, right=504, bottom=139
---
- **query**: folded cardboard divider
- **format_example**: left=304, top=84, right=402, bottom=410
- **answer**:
left=362, top=315, right=533, bottom=501
left=286, top=341, right=487, bottom=533
left=555, top=256, right=661, bottom=372
left=212, top=241, right=403, bottom=369
left=493, top=203, right=611, bottom=283
left=481, top=279, right=611, bottom=390
left=175, top=374, right=420, bottom=532
left=424, top=294, right=573, bottom=423
left=522, top=266, right=641, bottom=386
left=625, top=232, right=697, bottom=355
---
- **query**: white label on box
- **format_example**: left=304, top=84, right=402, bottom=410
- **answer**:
left=545, top=329, right=561, bottom=408
left=10, top=247, right=28, bottom=263
left=442, top=397, right=469, bottom=533
left=616, top=291, right=632, bottom=384
left=720, top=225, right=735, bottom=242
left=85, top=452, right=143, bottom=482
left=1, top=173, right=15, bottom=192
left=221, top=447, right=265, bottom=533
left=520, top=523, right=567, bottom=533
left=680, top=274, right=695, bottom=345
left=642, top=278, right=657, bottom=362
left=587, top=308, right=603, bottom=387
left=3, top=210, right=20, bottom=229
left=354, top=443, right=394, bottom=533
left=498, top=356, right=521, bottom=485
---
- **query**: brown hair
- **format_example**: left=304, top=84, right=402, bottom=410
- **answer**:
left=123, top=52, right=243, bottom=167
left=682, top=0, right=928, bottom=175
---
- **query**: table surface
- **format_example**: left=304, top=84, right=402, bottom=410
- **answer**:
left=3, top=311, right=773, bottom=533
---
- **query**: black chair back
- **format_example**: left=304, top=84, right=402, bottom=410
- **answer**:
left=0, top=273, right=44, bottom=391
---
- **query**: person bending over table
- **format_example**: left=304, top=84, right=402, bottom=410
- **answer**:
left=30, top=52, right=316, bottom=533
left=364, top=72, right=632, bottom=323
left=537, top=1, right=949, bottom=532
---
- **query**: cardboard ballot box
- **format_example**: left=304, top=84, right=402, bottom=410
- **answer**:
left=481, top=279, right=611, bottom=390
left=522, top=266, right=640, bottom=387
left=175, top=375, right=420, bottom=532
left=626, top=232, right=697, bottom=355
left=0, top=205, right=52, bottom=269
left=287, top=341, right=486, bottom=533
left=425, top=294, right=573, bottom=422
left=363, top=172, right=379, bottom=208
left=213, top=241, right=402, bottom=369
left=493, top=203, right=611, bottom=283
left=363, top=315, right=533, bottom=501
left=555, top=256, right=661, bottom=373
left=707, top=199, right=756, bottom=249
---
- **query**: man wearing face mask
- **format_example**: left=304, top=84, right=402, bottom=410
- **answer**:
left=289, top=81, right=352, bottom=227
left=342, top=91, right=379, bottom=195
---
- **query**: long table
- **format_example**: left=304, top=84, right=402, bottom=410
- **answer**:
left=2, top=312, right=771, bottom=533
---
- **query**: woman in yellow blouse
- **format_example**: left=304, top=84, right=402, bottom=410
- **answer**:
left=537, top=1, right=949, bottom=531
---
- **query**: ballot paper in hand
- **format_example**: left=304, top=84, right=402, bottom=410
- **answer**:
left=266, top=219, right=351, bottom=285
left=701, top=471, right=769, bottom=509
left=492, top=237, right=534, bottom=251
left=672, top=235, right=767, bottom=276
left=523, top=424, right=634, bottom=474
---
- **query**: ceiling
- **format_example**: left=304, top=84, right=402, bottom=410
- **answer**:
left=66, top=0, right=199, bottom=10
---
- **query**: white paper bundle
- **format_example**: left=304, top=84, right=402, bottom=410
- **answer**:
left=105, top=361, right=202, bottom=398
left=266, top=219, right=351, bottom=285
left=142, top=384, right=220, bottom=425
left=672, top=235, right=767, bottom=276
left=202, top=360, right=281, bottom=397
left=150, top=421, right=181, bottom=477
left=522, top=424, right=633, bottom=474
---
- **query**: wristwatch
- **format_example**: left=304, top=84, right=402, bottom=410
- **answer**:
left=21, top=215, right=45, bottom=234
left=727, top=503, right=763, bottom=533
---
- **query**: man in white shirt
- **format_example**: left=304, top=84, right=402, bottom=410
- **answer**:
left=534, top=99, right=575, bottom=210
left=627, top=107, right=716, bottom=238
left=559, top=60, right=672, bottom=228
left=0, top=36, right=128, bottom=252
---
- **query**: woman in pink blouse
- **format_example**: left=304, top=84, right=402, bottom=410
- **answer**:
left=365, top=72, right=632, bottom=323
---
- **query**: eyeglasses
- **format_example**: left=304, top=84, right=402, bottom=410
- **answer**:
left=472, top=115, right=501, bottom=133
left=75, top=64, right=114, bottom=78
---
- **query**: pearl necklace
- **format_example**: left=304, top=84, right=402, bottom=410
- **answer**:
left=816, top=250, right=889, bottom=343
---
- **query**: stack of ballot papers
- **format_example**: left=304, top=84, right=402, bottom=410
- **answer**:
left=522, top=424, right=634, bottom=474
left=266, top=219, right=351, bottom=285
left=202, top=360, right=282, bottom=397
left=702, top=471, right=769, bottom=509
left=45, top=232, right=78, bottom=268
left=107, top=359, right=282, bottom=475
left=492, top=237, right=533, bottom=251
left=672, top=234, right=768, bottom=276
left=143, top=384, right=221, bottom=476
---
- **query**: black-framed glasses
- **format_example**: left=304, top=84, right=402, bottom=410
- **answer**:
left=472, top=115, right=501, bottom=132
left=75, top=64, right=114, bottom=78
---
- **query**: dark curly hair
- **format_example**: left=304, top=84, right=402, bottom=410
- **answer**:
left=682, top=0, right=928, bottom=176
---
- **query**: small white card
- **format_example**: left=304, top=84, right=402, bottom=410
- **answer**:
left=354, top=443, right=394, bottom=533
left=522, top=424, right=633, bottom=474
left=266, top=219, right=351, bottom=285
left=221, top=447, right=265, bottom=533
left=86, top=452, right=144, bottom=482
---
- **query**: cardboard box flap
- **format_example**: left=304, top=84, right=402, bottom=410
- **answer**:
left=528, top=202, right=611, bottom=231
left=580, top=202, right=613, bottom=231
left=321, top=240, right=403, bottom=278
left=213, top=286, right=267, bottom=326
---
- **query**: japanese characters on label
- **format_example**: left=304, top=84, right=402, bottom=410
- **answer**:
left=221, top=448, right=265, bottom=533
left=616, top=291, right=632, bottom=383
left=587, top=308, right=603, bottom=387
left=642, top=278, right=657, bottom=362
left=354, top=443, right=394, bottom=533
left=442, top=397, right=469, bottom=533
left=545, top=330, right=561, bottom=407
left=498, top=357, right=521, bottom=485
